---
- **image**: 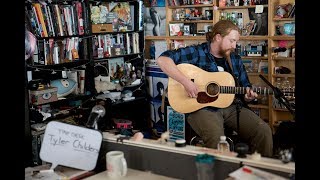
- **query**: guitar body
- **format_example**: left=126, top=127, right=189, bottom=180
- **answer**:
left=168, top=63, right=236, bottom=113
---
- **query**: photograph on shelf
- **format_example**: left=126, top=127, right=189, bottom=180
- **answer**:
left=169, top=23, right=184, bottom=36
left=108, top=57, right=125, bottom=81
left=183, top=25, right=190, bottom=35
left=144, top=7, right=166, bottom=36
left=248, top=7, right=268, bottom=35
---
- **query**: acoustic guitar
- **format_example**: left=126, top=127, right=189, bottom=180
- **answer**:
left=168, top=63, right=274, bottom=113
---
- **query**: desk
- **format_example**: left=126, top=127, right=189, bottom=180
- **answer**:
left=83, top=169, right=178, bottom=180
left=97, top=132, right=295, bottom=180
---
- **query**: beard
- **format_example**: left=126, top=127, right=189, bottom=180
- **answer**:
left=220, top=48, right=234, bottom=58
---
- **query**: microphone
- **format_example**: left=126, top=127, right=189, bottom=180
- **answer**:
left=86, top=104, right=106, bottom=129
left=258, top=74, right=295, bottom=117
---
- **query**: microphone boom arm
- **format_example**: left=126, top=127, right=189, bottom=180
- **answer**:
left=258, top=75, right=295, bottom=119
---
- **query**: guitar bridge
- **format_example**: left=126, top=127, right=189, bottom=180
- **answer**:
left=197, top=92, right=218, bottom=103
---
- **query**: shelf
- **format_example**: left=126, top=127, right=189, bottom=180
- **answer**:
left=92, top=30, right=135, bottom=35
left=145, top=36, right=207, bottom=40
left=30, top=94, right=93, bottom=106
left=248, top=104, right=269, bottom=109
left=36, top=34, right=89, bottom=40
left=156, top=0, right=296, bottom=131
left=29, top=60, right=90, bottom=69
left=273, top=108, right=290, bottom=112
left=169, top=20, right=213, bottom=23
left=239, top=36, right=268, bottom=40
left=241, top=56, right=268, bottom=60
left=111, top=96, right=146, bottom=106
left=247, top=73, right=268, bottom=76
left=272, top=57, right=295, bottom=61
left=272, top=74, right=295, bottom=78
left=168, top=36, right=206, bottom=40
left=270, top=36, right=295, bottom=40
left=145, top=36, right=167, bottom=40
left=93, top=53, right=143, bottom=62
left=272, top=18, right=295, bottom=21
left=218, top=5, right=268, bottom=10
left=168, top=4, right=214, bottom=9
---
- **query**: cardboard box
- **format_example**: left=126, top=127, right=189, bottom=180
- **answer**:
left=29, top=87, right=58, bottom=105
left=92, top=24, right=113, bottom=33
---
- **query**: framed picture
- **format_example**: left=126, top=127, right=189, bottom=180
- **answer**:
left=108, top=57, right=124, bottom=81
left=169, top=23, right=183, bottom=36
left=203, top=24, right=213, bottom=33
left=183, top=25, right=190, bottom=35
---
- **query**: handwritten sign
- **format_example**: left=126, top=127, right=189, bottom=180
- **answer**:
left=167, top=106, right=185, bottom=141
left=39, top=121, right=103, bottom=171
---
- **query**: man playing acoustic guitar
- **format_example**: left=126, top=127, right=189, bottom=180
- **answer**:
left=156, top=20, right=273, bottom=157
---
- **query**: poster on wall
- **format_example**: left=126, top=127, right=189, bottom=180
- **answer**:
left=150, top=100, right=166, bottom=134
left=166, top=106, right=185, bottom=141
left=144, top=7, right=166, bottom=36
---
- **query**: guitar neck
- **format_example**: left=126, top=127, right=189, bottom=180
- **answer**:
left=220, top=86, right=273, bottom=95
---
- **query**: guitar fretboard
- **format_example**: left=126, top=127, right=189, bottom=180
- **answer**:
left=220, top=86, right=273, bottom=95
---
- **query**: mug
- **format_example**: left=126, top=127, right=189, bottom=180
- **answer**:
left=106, top=151, right=128, bottom=178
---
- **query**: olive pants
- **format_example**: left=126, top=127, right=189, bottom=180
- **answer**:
left=187, top=105, right=273, bottom=157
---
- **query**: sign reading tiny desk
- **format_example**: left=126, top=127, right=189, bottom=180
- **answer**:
left=40, top=121, right=103, bottom=171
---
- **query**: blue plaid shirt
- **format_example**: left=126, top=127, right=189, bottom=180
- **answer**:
left=159, top=42, right=252, bottom=111
left=159, top=41, right=252, bottom=88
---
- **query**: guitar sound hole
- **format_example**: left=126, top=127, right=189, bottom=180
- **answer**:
left=206, top=83, right=219, bottom=97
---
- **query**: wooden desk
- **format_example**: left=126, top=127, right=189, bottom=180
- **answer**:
left=98, top=132, right=295, bottom=180
left=83, top=169, right=178, bottom=180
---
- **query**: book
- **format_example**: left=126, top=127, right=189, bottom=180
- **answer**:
left=138, top=0, right=144, bottom=31
left=108, top=57, right=125, bottom=81
left=33, top=3, right=48, bottom=37
left=109, top=2, right=132, bottom=32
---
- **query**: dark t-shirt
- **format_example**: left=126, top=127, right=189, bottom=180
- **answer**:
left=214, top=56, right=230, bottom=73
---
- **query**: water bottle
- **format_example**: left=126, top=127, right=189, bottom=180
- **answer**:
left=217, top=136, right=230, bottom=153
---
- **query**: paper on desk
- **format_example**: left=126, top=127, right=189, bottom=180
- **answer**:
left=229, top=165, right=288, bottom=180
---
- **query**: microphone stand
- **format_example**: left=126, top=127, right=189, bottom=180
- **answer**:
left=258, top=75, right=295, bottom=119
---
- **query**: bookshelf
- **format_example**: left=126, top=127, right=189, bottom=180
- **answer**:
left=268, top=0, right=295, bottom=131
left=25, top=0, right=147, bottom=167
left=144, top=0, right=295, bottom=132
left=25, top=0, right=95, bottom=166
left=88, top=0, right=148, bottom=131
